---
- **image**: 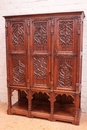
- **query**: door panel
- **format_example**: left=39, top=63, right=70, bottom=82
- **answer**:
left=8, top=20, right=27, bottom=52
left=33, top=55, right=50, bottom=88
left=32, top=19, right=50, bottom=51
left=56, top=18, right=77, bottom=52
left=7, top=19, right=28, bottom=87
left=54, top=55, right=76, bottom=90
left=9, top=54, right=27, bottom=87
left=54, top=17, right=77, bottom=90
left=31, top=18, right=51, bottom=89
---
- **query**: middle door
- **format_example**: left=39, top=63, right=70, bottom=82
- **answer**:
left=31, top=17, right=51, bottom=89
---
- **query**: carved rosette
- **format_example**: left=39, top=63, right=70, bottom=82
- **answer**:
left=59, top=21, right=73, bottom=48
left=12, top=23, right=24, bottom=46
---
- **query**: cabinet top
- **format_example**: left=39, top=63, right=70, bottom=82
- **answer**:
left=3, top=11, right=85, bottom=19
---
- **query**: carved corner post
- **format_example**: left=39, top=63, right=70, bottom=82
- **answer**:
left=76, top=16, right=83, bottom=92
left=50, top=18, right=55, bottom=121
left=75, top=16, right=83, bottom=125
left=5, top=21, right=11, bottom=114
left=6, top=19, right=11, bottom=115
left=50, top=18, right=55, bottom=91
left=26, top=19, right=31, bottom=118
left=27, top=18, right=31, bottom=89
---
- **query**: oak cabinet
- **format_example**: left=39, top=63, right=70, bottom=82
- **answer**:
left=4, top=11, right=84, bottom=125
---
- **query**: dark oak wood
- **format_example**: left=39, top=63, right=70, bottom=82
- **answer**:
left=4, top=11, right=84, bottom=125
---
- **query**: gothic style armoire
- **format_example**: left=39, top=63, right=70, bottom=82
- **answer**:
left=4, top=11, right=84, bottom=125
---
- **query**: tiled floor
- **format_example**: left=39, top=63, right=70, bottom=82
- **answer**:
left=0, top=101, right=87, bottom=130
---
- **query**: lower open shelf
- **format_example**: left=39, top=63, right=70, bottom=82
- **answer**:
left=54, top=102, right=75, bottom=123
left=54, top=103, right=75, bottom=117
left=11, top=98, right=28, bottom=116
left=7, top=90, right=80, bottom=124
left=32, top=99, right=50, bottom=113
left=31, top=99, right=50, bottom=119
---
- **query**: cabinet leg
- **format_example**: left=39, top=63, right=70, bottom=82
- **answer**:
left=27, top=90, right=32, bottom=118
left=7, top=88, right=12, bottom=115
left=50, top=108, right=53, bottom=121
left=74, top=110, right=80, bottom=125
left=27, top=103, right=31, bottom=117
left=74, top=94, right=80, bottom=125
left=50, top=93, right=54, bottom=121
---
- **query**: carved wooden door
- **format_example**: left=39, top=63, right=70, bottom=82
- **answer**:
left=31, top=18, right=52, bottom=89
left=7, top=19, right=28, bottom=87
left=54, top=17, right=77, bottom=90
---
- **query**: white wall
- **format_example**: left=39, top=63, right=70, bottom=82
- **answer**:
left=0, top=0, right=87, bottom=113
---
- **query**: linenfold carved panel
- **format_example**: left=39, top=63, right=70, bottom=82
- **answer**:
left=34, top=22, right=47, bottom=46
left=34, top=56, right=47, bottom=79
left=58, top=56, right=73, bottom=88
left=12, top=23, right=24, bottom=46
left=12, top=56, right=25, bottom=84
left=59, top=21, right=73, bottom=48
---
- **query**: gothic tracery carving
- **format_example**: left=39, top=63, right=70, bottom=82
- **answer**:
left=34, top=22, right=47, bottom=46
left=34, top=56, right=47, bottom=79
left=58, top=57, right=73, bottom=87
left=59, top=21, right=73, bottom=48
left=12, top=23, right=24, bottom=46
left=13, top=60, right=25, bottom=84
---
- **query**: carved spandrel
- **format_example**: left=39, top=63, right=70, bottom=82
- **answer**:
left=32, top=92, right=50, bottom=102
left=12, top=23, right=24, bottom=46
left=55, top=94, right=75, bottom=104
